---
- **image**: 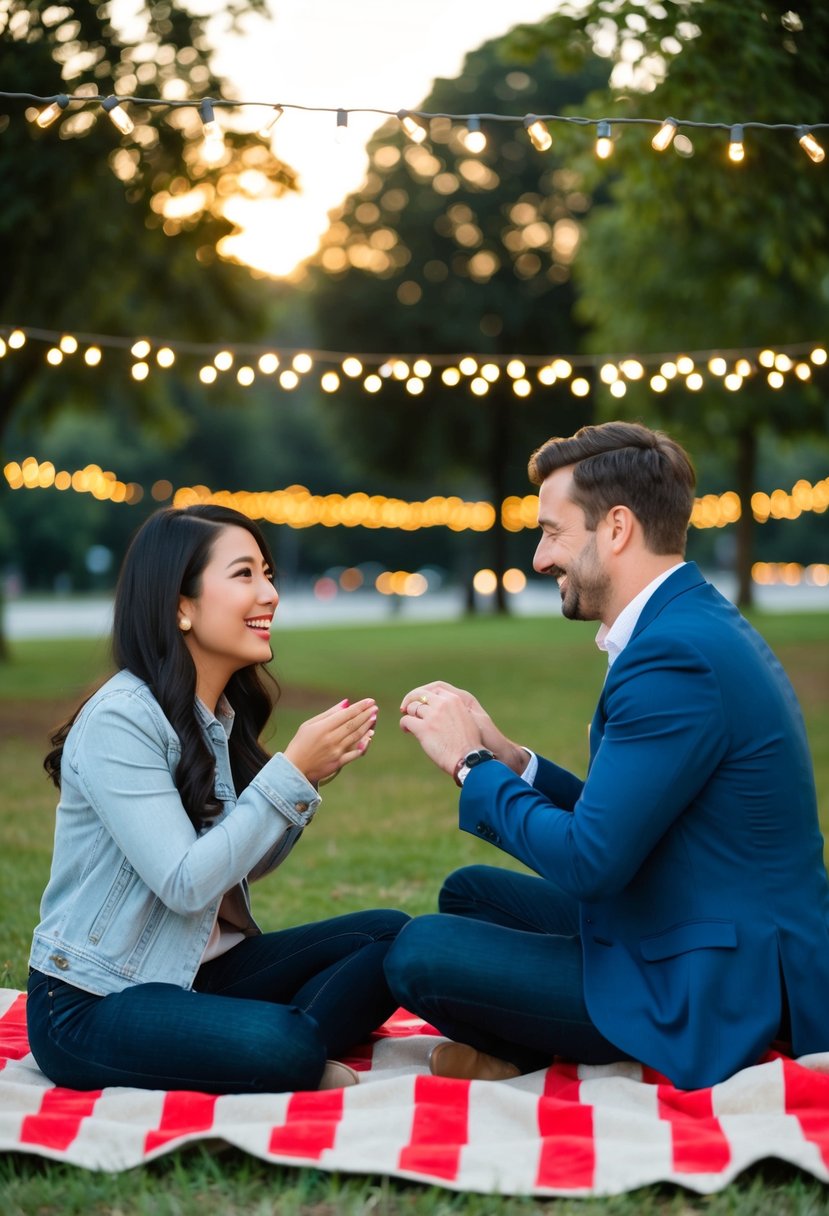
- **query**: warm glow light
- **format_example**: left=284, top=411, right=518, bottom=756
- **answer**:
left=342, top=356, right=363, bottom=377
left=293, top=352, right=313, bottom=373
left=473, top=568, right=498, bottom=595
left=413, top=358, right=432, bottom=377
left=459, top=357, right=478, bottom=376
left=600, top=363, right=618, bottom=384
left=795, top=362, right=811, bottom=380
left=595, top=121, right=613, bottom=159
left=524, top=116, right=552, bottom=152
left=507, top=359, right=526, bottom=378
left=708, top=357, right=727, bottom=376
left=84, top=346, right=102, bottom=366
left=676, top=355, right=695, bottom=375
left=237, top=366, right=255, bottom=386
left=537, top=366, right=556, bottom=385
left=321, top=371, right=340, bottom=392
left=503, top=568, right=527, bottom=594
left=513, top=378, right=531, bottom=397
left=552, top=359, right=572, bottom=378
left=735, top=358, right=752, bottom=377
left=199, top=366, right=217, bottom=384
left=768, top=370, right=784, bottom=388
left=9, top=329, right=25, bottom=348
left=470, top=377, right=489, bottom=396
left=406, top=376, right=424, bottom=395
left=724, top=373, right=742, bottom=391
left=571, top=377, right=590, bottom=396
left=441, top=367, right=461, bottom=386
left=258, top=352, right=279, bottom=374
left=619, top=359, right=644, bottom=380
left=279, top=369, right=299, bottom=389
left=157, top=347, right=175, bottom=368
left=102, top=95, right=134, bottom=136
left=214, top=350, right=234, bottom=371
left=34, top=95, right=68, bottom=128
left=650, top=374, right=667, bottom=392
left=399, top=111, right=427, bottom=143
left=798, top=127, right=825, bottom=163
left=46, top=348, right=63, bottom=366
left=660, top=361, right=677, bottom=379
left=651, top=117, right=677, bottom=152
left=199, top=98, right=225, bottom=163
left=728, top=124, right=744, bottom=163
left=131, top=361, right=149, bottom=381
left=463, top=117, right=487, bottom=154
left=686, top=372, right=703, bottom=390
left=481, top=362, right=500, bottom=382
left=132, top=339, right=151, bottom=359
left=609, top=380, right=626, bottom=398
left=59, top=334, right=78, bottom=354
left=811, top=347, right=827, bottom=365
left=364, top=374, right=382, bottom=392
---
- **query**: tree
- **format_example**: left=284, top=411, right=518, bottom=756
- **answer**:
left=309, top=34, right=607, bottom=611
left=0, top=0, right=297, bottom=445
left=0, top=0, right=298, bottom=655
left=507, top=0, right=829, bottom=606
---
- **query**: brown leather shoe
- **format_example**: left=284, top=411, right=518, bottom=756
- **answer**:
left=318, top=1060, right=360, bottom=1089
left=429, top=1041, right=520, bottom=1081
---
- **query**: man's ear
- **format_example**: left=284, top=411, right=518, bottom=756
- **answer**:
left=607, top=505, right=636, bottom=553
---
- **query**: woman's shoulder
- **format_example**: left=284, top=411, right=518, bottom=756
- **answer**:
left=73, top=670, right=174, bottom=739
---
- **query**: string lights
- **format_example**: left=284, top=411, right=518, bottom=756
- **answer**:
left=2, top=90, right=826, bottom=165
left=1, top=325, right=826, bottom=402
left=5, top=458, right=827, bottom=540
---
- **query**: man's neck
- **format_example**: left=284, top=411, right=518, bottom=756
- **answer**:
left=602, top=555, right=685, bottom=629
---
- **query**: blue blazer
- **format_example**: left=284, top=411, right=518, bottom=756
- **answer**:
left=460, top=563, right=829, bottom=1089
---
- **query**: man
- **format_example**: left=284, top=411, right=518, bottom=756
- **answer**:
left=384, top=421, right=829, bottom=1090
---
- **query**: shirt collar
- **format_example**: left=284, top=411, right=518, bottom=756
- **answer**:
left=596, top=562, right=685, bottom=666
left=195, top=694, right=235, bottom=738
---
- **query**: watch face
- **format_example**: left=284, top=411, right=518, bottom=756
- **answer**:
left=466, top=749, right=495, bottom=768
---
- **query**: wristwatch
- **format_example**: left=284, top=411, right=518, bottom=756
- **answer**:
left=453, top=747, right=496, bottom=788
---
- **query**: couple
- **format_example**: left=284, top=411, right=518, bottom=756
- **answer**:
left=27, top=421, right=829, bottom=1095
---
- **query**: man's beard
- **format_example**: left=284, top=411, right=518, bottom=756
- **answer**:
left=555, top=537, right=609, bottom=622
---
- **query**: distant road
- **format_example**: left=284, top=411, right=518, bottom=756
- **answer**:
left=4, top=576, right=827, bottom=641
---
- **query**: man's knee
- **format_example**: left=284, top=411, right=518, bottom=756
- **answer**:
left=438, top=864, right=502, bottom=914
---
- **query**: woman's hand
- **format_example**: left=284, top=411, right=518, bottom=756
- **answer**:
left=284, top=698, right=377, bottom=787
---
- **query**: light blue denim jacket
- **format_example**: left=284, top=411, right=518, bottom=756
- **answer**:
left=29, top=669, right=320, bottom=996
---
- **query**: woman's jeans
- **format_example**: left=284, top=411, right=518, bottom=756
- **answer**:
left=384, top=865, right=626, bottom=1073
left=27, top=908, right=408, bottom=1094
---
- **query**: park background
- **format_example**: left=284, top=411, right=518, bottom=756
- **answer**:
left=1, top=1, right=829, bottom=1212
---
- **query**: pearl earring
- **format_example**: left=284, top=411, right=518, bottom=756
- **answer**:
left=179, top=616, right=192, bottom=633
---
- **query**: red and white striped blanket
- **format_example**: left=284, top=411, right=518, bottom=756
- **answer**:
left=2, top=987, right=829, bottom=1194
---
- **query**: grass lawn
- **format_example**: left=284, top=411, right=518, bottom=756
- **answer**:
left=1, top=611, right=828, bottom=1213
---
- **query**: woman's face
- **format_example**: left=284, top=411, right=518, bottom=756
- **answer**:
left=178, top=524, right=278, bottom=695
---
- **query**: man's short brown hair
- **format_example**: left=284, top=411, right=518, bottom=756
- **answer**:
left=528, top=421, right=696, bottom=554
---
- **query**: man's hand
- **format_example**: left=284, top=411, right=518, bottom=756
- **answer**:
left=400, top=681, right=529, bottom=777
left=399, top=684, right=482, bottom=777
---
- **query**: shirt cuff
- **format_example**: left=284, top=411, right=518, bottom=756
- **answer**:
left=519, top=747, right=538, bottom=785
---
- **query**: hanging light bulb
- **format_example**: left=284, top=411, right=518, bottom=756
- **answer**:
left=728, top=124, right=745, bottom=163
left=398, top=109, right=427, bottom=144
left=335, top=108, right=349, bottom=144
left=651, top=117, right=677, bottom=152
left=524, top=115, right=552, bottom=152
left=463, top=116, right=487, bottom=154
left=34, top=94, right=69, bottom=129
left=102, top=95, right=134, bottom=136
left=257, top=105, right=284, bottom=140
left=595, top=120, right=613, bottom=159
left=797, top=126, right=825, bottom=163
left=199, top=98, right=226, bottom=162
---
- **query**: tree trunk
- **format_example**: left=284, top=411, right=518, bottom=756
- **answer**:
left=734, top=425, right=757, bottom=610
left=488, top=392, right=510, bottom=615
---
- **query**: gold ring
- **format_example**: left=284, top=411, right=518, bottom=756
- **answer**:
left=418, top=695, right=429, bottom=705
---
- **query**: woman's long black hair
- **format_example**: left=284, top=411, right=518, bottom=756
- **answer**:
left=44, top=505, right=279, bottom=830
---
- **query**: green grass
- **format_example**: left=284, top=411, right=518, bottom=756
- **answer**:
left=1, top=612, right=828, bottom=1212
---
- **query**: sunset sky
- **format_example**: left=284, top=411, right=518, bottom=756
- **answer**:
left=202, top=0, right=559, bottom=276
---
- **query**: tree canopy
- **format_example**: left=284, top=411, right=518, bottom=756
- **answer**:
left=0, top=0, right=296, bottom=444
left=309, top=33, right=608, bottom=608
left=507, top=0, right=829, bottom=602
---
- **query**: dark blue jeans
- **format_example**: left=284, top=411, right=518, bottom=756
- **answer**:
left=384, top=865, right=625, bottom=1073
left=27, top=908, right=408, bottom=1094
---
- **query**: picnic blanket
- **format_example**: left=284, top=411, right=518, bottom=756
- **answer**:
left=2, top=987, right=829, bottom=1195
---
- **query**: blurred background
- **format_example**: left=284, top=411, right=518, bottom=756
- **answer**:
left=2, top=0, right=828, bottom=649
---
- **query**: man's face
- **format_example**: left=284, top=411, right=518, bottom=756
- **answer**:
left=533, top=467, right=611, bottom=622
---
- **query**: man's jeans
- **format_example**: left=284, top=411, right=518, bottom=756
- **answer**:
left=384, top=865, right=625, bottom=1073
left=27, top=908, right=408, bottom=1093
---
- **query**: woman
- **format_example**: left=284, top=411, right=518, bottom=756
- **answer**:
left=27, top=504, right=408, bottom=1094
